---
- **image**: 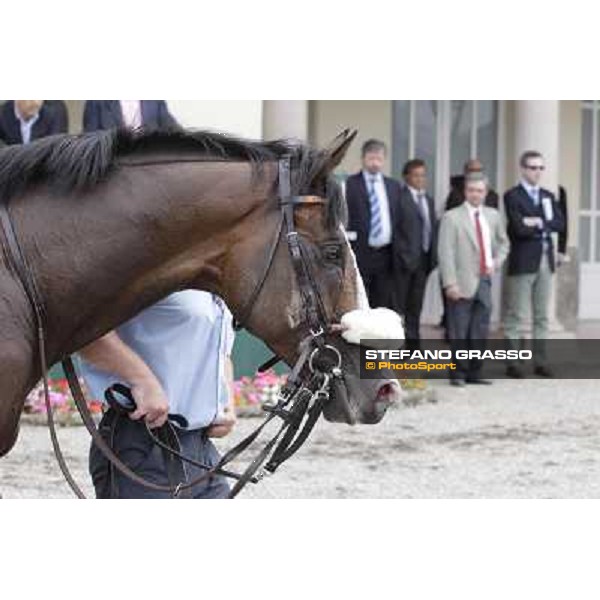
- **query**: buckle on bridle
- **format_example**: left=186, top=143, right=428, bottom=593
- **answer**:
left=310, top=325, right=324, bottom=338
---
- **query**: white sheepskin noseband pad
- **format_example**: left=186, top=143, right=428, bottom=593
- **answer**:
left=340, top=308, right=405, bottom=345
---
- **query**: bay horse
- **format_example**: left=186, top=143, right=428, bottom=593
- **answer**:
left=0, top=127, right=400, bottom=459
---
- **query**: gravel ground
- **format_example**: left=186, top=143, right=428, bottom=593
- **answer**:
left=2, top=378, right=600, bottom=499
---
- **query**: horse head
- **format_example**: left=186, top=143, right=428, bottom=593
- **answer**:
left=226, top=129, right=402, bottom=425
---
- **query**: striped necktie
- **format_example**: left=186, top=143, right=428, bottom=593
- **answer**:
left=417, top=192, right=432, bottom=252
left=368, top=175, right=383, bottom=245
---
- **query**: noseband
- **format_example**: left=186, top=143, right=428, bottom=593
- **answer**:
left=0, top=156, right=344, bottom=498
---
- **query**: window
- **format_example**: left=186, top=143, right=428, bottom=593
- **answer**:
left=392, top=101, right=438, bottom=196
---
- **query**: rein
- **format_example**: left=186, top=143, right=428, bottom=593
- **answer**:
left=0, top=156, right=343, bottom=499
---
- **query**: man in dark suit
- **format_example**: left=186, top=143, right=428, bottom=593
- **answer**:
left=503, top=150, right=565, bottom=378
left=0, top=100, right=68, bottom=144
left=445, top=159, right=499, bottom=211
left=83, top=100, right=178, bottom=132
left=345, top=139, right=402, bottom=311
left=396, top=159, right=437, bottom=349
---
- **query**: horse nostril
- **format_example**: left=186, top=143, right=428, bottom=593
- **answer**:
left=375, top=381, right=399, bottom=403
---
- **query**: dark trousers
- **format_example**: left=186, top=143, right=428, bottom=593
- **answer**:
left=89, top=409, right=230, bottom=499
left=446, top=277, right=492, bottom=381
left=396, top=252, right=431, bottom=348
left=362, top=244, right=396, bottom=311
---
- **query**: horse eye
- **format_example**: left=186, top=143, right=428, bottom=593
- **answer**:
left=321, top=243, right=342, bottom=263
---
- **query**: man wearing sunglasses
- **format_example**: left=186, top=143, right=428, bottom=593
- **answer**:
left=503, top=151, right=565, bottom=378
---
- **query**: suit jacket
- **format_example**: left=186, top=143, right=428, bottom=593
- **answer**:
left=0, top=100, right=68, bottom=144
left=438, top=203, right=510, bottom=299
left=345, top=171, right=403, bottom=277
left=504, top=184, right=565, bottom=275
left=445, top=174, right=500, bottom=211
left=396, top=185, right=438, bottom=273
left=83, top=100, right=178, bottom=132
left=45, top=100, right=69, bottom=132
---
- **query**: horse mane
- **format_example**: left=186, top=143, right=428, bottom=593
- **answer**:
left=0, top=128, right=345, bottom=226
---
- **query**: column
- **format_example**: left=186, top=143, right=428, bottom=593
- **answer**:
left=514, top=100, right=559, bottom=194
left=513, top=100, right=566, bottom=334
left=262, top=100, right=308, bottom=141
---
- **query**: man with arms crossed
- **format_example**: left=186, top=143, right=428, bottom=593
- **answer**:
left=78, top=291, right=236, bottom=499
left=438, top=172, right=509, bottom=386
left=503, top=151, right=564, bottom=377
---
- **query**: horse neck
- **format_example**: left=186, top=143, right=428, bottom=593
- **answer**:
left=13, top=158, right=276, bottom=362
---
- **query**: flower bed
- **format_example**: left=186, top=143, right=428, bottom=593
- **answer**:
left=22, top=378, right=103, bottom=426
left=22, top=371, right=289, bottom=424
left=233, top=370, right=288, bottom=417
left=22, top=371, right=433, bottom=425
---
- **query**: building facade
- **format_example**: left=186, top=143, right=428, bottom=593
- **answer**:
left=61, top=100, right=591, bottom=332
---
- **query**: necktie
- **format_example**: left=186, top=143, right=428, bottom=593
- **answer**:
left=530, top=188, right=540, bottom=206
left=417, top=192, right=432, bottom=252
left=368, top=176, right=383, bottom=245
left=474, top=210, right=487, bottom=275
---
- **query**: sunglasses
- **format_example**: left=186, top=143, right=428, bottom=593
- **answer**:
left=525, top=165, right=545, bottom=171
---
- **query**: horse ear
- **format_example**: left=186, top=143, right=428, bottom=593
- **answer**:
left=313, top=128, right=358, bottom=181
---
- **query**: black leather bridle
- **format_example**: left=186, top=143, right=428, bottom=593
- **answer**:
left=0, top=156, right=344, bottom=498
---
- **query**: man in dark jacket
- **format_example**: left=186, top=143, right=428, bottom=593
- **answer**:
left=396, top=159, right=437, bottom=348
left=0, top=100, right=68, bottom=144
left=445, top=159, right=499, bottom=211
left=83, top=100, right=178, bottom=132
left=345, top=139, right=403, bottom=311
left=503, top=150, right=564, bottom=378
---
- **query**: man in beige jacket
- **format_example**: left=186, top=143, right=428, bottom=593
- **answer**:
left=438, top=172, right=510, bottom=386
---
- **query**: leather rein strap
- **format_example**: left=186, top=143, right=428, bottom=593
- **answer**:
left=0, top=156, right=340, bottom=499
left=1, top=202, right=87, bottom=498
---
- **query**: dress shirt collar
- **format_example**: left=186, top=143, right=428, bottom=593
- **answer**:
left=465, top=201, right=484, bottom=219
left=14, top=103, right=40, bottom=126
left=362, top=169, right=382, bottom=184
left=408, top=185, right=426, bottom=200
left=520, top=179, right=540, bottom=197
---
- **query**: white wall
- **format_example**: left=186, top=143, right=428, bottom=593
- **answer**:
left=63, top=100, right=263, bottom=138
left=167, top=100, right=263, bottom=138
left=309, top=100, right=392, bottom=175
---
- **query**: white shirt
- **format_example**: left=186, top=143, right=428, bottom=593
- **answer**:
left=362, top=170, right=392, bottom=248
left=14, top=104, right=40, bottom=144
left=119, top=100, right=143, bottom=129
left=466, top=202, right=493, bottom=271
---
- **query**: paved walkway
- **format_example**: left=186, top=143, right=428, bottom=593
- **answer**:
left=2, top=377, right=599, bottom=498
